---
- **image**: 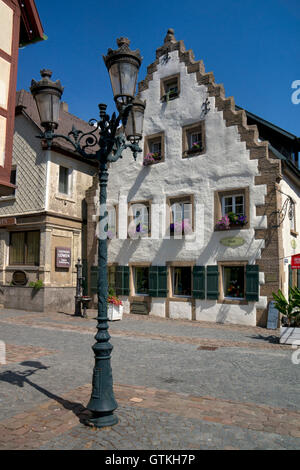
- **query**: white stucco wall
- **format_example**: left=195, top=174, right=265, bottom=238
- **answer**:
left=280, top=173, right=300, bottom=297
left=104, top=49, right=270, bottom=325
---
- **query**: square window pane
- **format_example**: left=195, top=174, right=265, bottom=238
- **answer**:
left=173, top=266, right=191, bottom=296
left=10, top=232, right=25, bottom=264
left=223, top=266, right=245, bottom=298
left=26, top=231, right=40, bottom=265
left=135, top=267, right=149, bottom=295
left=59, top=166, right=69, bottom=194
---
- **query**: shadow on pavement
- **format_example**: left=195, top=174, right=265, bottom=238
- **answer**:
left=246, top=334, right=279, bottom=344
left=0, top=361, right=92, bottom=423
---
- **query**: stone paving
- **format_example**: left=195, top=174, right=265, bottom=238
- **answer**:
left=0, top=308, right=299, bottom=450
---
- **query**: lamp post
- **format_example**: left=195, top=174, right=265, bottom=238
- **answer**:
left=30, top=38, right=145, bottom=428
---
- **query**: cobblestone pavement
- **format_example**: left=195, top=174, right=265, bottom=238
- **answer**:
left=0, top=308, right=299, bottom=450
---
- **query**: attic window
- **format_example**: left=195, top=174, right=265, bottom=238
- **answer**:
left=161, top=74, right=180, bottom=102
left=182, top=122, right=206, bottom=158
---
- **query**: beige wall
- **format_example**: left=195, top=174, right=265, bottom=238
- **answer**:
left=0, top=1, right=13, bottom=56
left=47, top=150, right=94, bottom=218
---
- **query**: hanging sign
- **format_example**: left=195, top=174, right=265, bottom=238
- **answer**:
left=56, top=247, right=71, bottom=268
left=220, top=237, right=245, bottom=248
left=291, top=254, right=300, bottom=269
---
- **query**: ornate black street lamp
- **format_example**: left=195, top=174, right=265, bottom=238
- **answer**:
left=30, top=38, right=145, bottom=428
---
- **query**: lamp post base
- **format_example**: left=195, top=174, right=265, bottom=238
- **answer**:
left=85, top=411, right=118, bottom=428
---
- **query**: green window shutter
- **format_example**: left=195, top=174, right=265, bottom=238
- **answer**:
left=149, top=266, right=158, bottom=297
left=297, top=269, right=300, bottom=289
left=157, top=266, right=168, bottom=297
left=192, top=266, right=205, bottom=299
left=246, top=265, right=259, bottom=301
left=206, top=266, right=219, bottom=300
left=116, top=266, right=130, bottom=296
left=90, top=266, right=98, bottom=294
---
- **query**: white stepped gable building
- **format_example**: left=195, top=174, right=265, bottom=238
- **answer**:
left=86, top=29, right=300, bottom=327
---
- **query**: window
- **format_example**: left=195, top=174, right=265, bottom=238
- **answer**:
left=223, top=266, right=245, bottom=299
left=168, top=196, right=193, bottom=236
left=107, top=206, right=117, bottom=239
left=161, top=74, right=180, bottom=102
left=182, top=122, right=205, bottom=158
left=172, top=266, right=192, bottom=297
left=108, top=265, right=116, bottom=291
left=9, top=231, right=40, bottom=266
left=143, top=132, right=164, bottom=166
left=128, top=202, right=151, bottom=238
left=58, top=166, right=71, bottom=195
left=134, top=267, right=149, bottom=295
left=10, top=166, right=16, bottom=195
left=214, top=188, right=249, bottom=230
left=222, top=195, right=244, bottom=217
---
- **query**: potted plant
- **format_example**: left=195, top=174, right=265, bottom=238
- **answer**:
left=216, top=213, right=247, bottom=230
left=272, top=287, right=300, bottom=344
left=107, top=287, right=123, bottom=321
left=143, top=152, right=162, bottom=166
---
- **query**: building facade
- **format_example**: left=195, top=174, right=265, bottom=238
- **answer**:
left=0, top=90, right=96, bottom=312
left=87, top=29, right=300, bottom=327
left=0, top=0, right=44, bottom=196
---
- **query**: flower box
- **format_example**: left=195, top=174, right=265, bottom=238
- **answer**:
left=107, top=304, right=123, bottom=321
left=143, top=152, right=162, bottom=166
left=280, top=327, right=300, bottom=345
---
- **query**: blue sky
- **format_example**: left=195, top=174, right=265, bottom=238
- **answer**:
left=17, top=0, right=300, bottom=135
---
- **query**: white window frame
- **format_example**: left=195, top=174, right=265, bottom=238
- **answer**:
left=58, top=165, right=73, bottom=196
left=221, top=194, right=244, bottom=217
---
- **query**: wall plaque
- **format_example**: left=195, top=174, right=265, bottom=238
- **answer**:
left=55, top=247, right=71, bottom=268
left=220, top=237, right=245, bottom=248
left=267, top=301, right=279, bottom=329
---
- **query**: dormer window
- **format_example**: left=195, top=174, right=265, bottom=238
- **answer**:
left=161, top=74, right=180, bottom=102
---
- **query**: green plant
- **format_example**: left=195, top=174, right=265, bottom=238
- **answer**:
left=272, top=287, right=300, bottom=327
left=108, top=287, right=116, bottom=297
left=29, top=279, right=43, bottom=291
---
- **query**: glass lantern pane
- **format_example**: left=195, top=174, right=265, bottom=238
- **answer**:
left=119, top=62, right=138, bottom=97
left=108, top=63, right=121, bottom=98
left=133, top=109, right=144, bottom=136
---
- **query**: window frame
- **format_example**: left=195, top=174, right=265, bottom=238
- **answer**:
left=160, top=73, right=180, bottom=102
left=167, top=195, right=194, bottom=236
left=144, top=132, right=165, bottom=165
left=133, top=265, right=150, bottom=296
left=172, top=265, right=193, bottom=298
left=214, top=187, right=250, bottom=231
left=128, top=200, right=151, bottom=238
left=217, top=261, right=248, bottom=305
left=9, top=230, right=40, bottom=266
left=58, top=165, right=72, bottom=196
left=182, top=121, right=206, bottom=158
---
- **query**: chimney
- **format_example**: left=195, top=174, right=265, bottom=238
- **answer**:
left=61, top=101, right=68, bottom=112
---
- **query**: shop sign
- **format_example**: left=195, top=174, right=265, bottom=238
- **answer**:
left=220, top=237, right=245, bottom=248
left=56, top=247, right=71, bottom=268
left=291, top=254, right=300, bottom=269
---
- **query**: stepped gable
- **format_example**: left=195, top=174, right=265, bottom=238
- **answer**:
left=138, top=29, right=285, bottom=326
